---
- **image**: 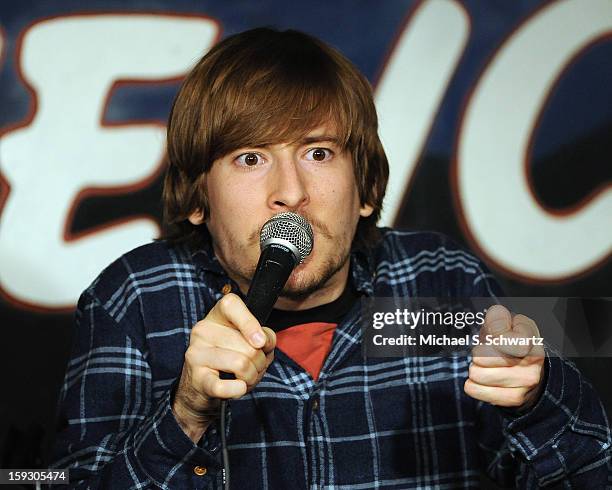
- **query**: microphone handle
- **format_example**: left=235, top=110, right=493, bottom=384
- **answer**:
left=245, top=243, right=297, bottom=325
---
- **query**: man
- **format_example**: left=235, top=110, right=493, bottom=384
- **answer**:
left=51, top=28, right=610, bottom=488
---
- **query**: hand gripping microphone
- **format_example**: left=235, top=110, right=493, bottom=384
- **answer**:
left=220, top=212, right=313, bottom=489
left=245, top=212, right=314, bottom=323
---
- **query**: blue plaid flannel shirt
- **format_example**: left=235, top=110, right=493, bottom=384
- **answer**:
left=51, top=229, right=611, bottom=488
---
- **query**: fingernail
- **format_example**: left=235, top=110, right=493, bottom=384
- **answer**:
left=251, top=332, right=265, bottom=346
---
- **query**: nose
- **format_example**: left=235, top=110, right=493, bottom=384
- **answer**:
left=267, top=155, right=309, bottom=211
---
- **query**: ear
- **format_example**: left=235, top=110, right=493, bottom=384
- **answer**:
left=188, top=210, right=205, bottom=225
left=359, top=203, right=374, bottom=218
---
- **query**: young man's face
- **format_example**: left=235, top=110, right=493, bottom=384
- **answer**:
left=190, top=124, right=373, bottom=309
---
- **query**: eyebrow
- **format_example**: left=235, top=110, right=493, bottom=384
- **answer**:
left=297, top=135, right=340, bottom=145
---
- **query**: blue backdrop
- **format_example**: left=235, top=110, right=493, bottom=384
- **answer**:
left=0, top=0, right=609, bottom=474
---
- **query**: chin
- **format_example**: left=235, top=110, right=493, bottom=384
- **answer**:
left=280, top=262, right=321, bottom=294
left=282, top=254, right=346, bottom=300
left=284, top=265, right=312, bottom=289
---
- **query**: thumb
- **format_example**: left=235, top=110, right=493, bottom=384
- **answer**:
left=484, top=304, right=512, bottom=335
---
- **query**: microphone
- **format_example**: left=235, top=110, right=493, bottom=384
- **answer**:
left=245, top=212, right=314, bottom=324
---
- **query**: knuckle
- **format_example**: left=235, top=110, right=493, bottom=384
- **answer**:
left=464, top=379, right=477, bottom=398
left=526, top=371, right=541, bottom=388
left=514, top=345, right=531, bottom=358
left=219, top=292, right=240, bottom=312
left=535, top=346, right=546, bottom=357
left=184, top=347, right=197, bottom=366
left=509, top=391, right=525, bottom=406
left=251, top=351, right=265, bottom=371
left=254, top=348, right=265, bottom=361
left=234, top=355, right=251, bottom=375
left=191, top=320, right=207, bottom=337
left=246, top=346, right=260, bottom=360
left=252, top=372, right=264, bottom=386
left=513, top=314, right=531, bottom=324
left=514, top=314, right=539, bottom=334
left=471, top=345, right=484, bottom=359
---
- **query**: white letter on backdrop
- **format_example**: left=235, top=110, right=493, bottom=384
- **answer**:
left=377, top=0, right=469, bottom=226
left=0, top=15, right=218, bottom=308
left=456, top=0, right=612, bottom=280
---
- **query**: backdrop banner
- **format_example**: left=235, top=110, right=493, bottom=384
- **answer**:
left=0, top=0, right=610, bottom=472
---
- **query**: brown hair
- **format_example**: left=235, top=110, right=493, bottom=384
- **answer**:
left=162, top=28, right=388, bottom=248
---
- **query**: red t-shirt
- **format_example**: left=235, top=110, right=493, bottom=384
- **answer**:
left=266, top=286, right=358, bottom=380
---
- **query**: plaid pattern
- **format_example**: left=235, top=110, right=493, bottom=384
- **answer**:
left=51, top=229, right=611, bottom=489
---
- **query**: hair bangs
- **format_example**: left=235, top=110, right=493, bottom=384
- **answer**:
left=208, top=42, right=356, bottom=160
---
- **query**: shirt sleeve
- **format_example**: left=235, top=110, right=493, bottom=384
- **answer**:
left=467, top=254, right=612, bottom=487
left=503, top=352, right=610, bottom=487
left=49, top=290, right=224, bottom=489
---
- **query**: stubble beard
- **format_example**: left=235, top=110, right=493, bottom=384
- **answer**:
left=278, top=247, right=351, bottom=301
left=213, top=218, right=353, bottom=302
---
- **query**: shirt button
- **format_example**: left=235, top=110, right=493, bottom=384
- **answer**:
left=193, top=466, right=207, bottom=476
left=221, top=283, right=232, bottom=295
left=312, top=398, right=319, bottom=411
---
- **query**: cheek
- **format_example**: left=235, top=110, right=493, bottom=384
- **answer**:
left=315, top=181, right=362, bottom=239
left=207, top=174, right=259, bottom=219
left=326, top=176, right=361, bottom=215
left=316, top=169, right=358, bottom=201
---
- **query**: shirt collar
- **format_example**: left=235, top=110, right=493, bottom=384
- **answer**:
left=349, top=244, right=375, bottom=297
left=189, top=225, right=227, bottom=276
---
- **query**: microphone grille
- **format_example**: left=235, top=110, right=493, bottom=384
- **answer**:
left=260, top=212, right=314, bottom=263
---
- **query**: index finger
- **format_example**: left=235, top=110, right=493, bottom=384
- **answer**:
left=209, top=293, right=266, bottom=349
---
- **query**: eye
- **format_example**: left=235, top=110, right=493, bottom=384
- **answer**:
left=304, top=147, right=333, bottom=162
left=235, top=152, right=264, bottom=167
